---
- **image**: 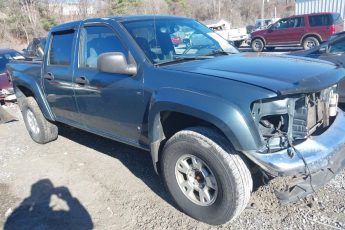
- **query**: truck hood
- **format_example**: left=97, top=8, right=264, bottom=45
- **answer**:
left=162, top=53, right=345, bottom=95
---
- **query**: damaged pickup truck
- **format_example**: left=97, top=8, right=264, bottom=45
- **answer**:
left=7, top=16, right=345, bottom=225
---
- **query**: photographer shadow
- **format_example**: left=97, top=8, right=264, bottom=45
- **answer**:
left=4, top=179, right=93, bottom=230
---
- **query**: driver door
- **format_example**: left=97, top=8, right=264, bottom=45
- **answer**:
left=265, top=18, right=289, bottom=45
left=73, top=24, right=145, bottom=142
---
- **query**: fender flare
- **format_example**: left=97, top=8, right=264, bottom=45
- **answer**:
left=251, top=36, right=267, bottom=46
left=148, top=88, right=261, bottom=172
left=12, top=72, right=55, bottom=121
left=300, top=33, right=322, bottom=44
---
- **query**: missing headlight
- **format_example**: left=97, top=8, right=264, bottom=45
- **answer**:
left=258, top=114, right=289, bottom=152
left=252, top=86, right=338, bottom=153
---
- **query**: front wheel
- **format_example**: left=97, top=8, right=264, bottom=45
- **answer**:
left=161, top=127, right=252, bottom=225
left=251, top=38, right=264, bottom=52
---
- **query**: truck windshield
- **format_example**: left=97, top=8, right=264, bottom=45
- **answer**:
left=122, top=18, right=238, bottom=65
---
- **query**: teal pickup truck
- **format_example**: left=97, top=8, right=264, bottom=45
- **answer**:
left=7, top=15, right=345, bottom=225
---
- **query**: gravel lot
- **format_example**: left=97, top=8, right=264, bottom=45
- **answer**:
left=1, top=104, right=345, bottom=230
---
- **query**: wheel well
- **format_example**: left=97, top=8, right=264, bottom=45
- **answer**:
left=155, top=111, right=228, bottom=173
left=160, top=111, right=221, bottom=140
left=252, top=37, right=265, bottom=46
left=16, top=85, right=35, bottom=98
left=302, top=34, right=321, bottom=43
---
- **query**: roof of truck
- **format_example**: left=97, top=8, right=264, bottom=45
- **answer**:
left=51, top=15, right=188, bottom=32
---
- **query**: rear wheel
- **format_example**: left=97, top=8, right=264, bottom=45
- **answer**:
left=303, top=36, right=319, bottom=50
left=21, top=96, right=58, bottom=144
left=251, top=38, right=264, bottom=52
left=161, top=127, right=252, bottom=225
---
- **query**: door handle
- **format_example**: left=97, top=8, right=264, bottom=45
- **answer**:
left=75, top=76, right=88, bottom=85
left=44, top=72, right=54, bottom=80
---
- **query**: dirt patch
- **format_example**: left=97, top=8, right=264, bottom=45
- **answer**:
left=1, top=104, right=345, bottom=229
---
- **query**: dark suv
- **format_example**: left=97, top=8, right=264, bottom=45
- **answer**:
left=250, top=12, right=344, bottom=52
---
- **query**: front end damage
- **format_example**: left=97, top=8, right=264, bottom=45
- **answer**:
left=245, top=85, right=345, bottom=204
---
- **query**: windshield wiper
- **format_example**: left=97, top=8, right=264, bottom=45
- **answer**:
left=204, top=49, right=230, bottom=56
left=155, top=55, right=213, bottom=66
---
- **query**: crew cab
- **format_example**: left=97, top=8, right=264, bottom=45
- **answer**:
left=7, top=15, right=345, bottom=225
left=250, top=12, right=344, bottom=52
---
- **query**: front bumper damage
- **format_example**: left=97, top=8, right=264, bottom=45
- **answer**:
left=244, top=109, right=345, bottom=204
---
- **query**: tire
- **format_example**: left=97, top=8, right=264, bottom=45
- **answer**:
left=266, top=47, right=275, bottom=51
left=251, top=38, right=264, bottom=52
left=303, top=36, right=320, bottom=50
left=21, top=96, right=58, bottom=144
left=161, top=127, right=252, bottom=225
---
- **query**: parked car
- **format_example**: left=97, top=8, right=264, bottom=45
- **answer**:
left=250, top=12, right=344, bottom=52
left=0, top=48, right=24, bottom=103
left=204, top=19, right=249, bottom=47
left=22, top=37, right=46, bottom=60
left=290, top=31, right=345, bottom=102
left=7, top=15, right=345, bottom=225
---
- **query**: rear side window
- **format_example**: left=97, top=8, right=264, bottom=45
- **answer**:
left=309, top=15, right=331, bottom=27
left=79, top=25, right=127, bottom=69
left=332, top=13, right=344, bottom=25
left=49, top=30, right=75, bottom=66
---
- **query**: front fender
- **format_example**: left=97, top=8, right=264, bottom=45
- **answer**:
left=148, top=87, right=262, bottom=167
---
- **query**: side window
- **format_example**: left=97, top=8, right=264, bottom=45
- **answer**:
left=79, top=25, right=127, bottom=69
left=289, top=17, right=305, bottom=28
left=275, top=19, right=289, bottom=30
left=332, top=13, right=344, bottom=25
left=309, top=15, right=331, bottom=27
left=49, top=31, right=75, bottom=66
left=329, top=39, right=345, bottom=54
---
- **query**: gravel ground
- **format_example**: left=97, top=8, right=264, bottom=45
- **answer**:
left=1, top=104, right=345, bottom=230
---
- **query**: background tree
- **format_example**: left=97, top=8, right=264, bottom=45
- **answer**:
left=0, top=0, right=295, bottom=48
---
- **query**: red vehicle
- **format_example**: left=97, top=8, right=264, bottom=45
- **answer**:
left=0, top=49, right=24, bottom=103
left=250, top=12, right=344, bottom=52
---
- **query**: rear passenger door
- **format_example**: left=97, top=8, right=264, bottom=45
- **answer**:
left=73, top=23, right=144, bottom=142
left=285, top=17, right=305, bottom=43
left=43, top=30, right=80, bottom=125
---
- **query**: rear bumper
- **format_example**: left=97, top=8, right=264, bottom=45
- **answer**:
left=243, top=109, right=345, bottom=177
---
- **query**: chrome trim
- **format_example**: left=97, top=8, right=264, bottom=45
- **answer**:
left=243, top=109, right=345, bottom=176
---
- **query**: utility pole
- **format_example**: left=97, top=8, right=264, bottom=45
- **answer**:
left=261, top=0, right=269, bottom=27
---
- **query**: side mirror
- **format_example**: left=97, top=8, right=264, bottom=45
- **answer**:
left=97, top=52, right=137, bottom=75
